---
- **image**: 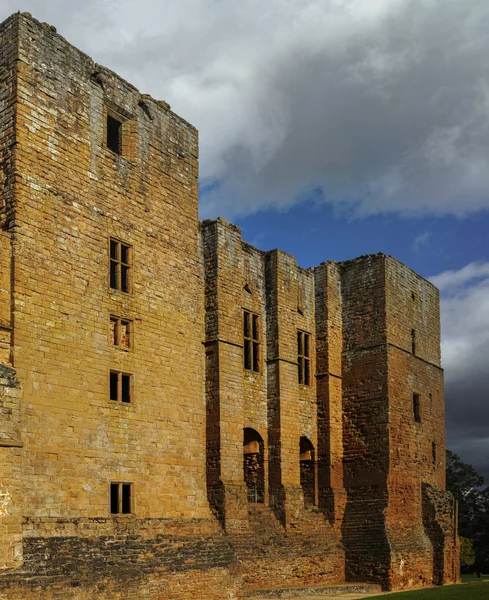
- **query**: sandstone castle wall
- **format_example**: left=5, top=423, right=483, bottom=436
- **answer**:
left=0, top=12, right=458, bottom=599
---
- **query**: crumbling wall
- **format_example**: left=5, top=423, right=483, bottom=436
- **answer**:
left=0, top=366, right=23, bottom=570
left=0, top=518, right=240, bottom=600
left=422, top=483, right=459, bottom=586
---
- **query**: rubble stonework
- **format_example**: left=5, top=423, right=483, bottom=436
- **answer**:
left=0, top=11, right=458, bottom=599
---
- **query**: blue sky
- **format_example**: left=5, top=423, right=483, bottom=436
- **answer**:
left=230, top=201, right=489, bottom=277
left=1, top=0, right=488, bottom=481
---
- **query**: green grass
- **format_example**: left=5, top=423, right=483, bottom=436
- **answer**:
left=365, top=575, right=489, bottom=599
left=461, top=573, right=489, bottom=583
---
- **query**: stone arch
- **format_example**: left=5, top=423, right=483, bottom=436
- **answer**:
left=300, top=436, right=316, bottom=507
left=244, top=428, right=265, bottom=503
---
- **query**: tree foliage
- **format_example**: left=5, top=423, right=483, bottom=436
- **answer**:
left=446, top=450, right=489, bottom=571
left=460, top=537, right=476, bottom=567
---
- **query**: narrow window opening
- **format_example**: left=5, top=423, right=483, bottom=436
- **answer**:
left=110, top=483, right=119, bottom=514
left=432, top=441, right=437, bottom=464
left=110, top=239, right=118, bottom=259
left=298, top=331, right=311, bottom=385
left=122, top=483, right=132, bottom=513
left=110, top=482, right=133, bottom=514
left=244, top=311, right=250, bottom=337
left=121, top=265, right=129, bottom=293
left=413, top=393, right=421, bottom=423
left=121, top=374, right=131, bottom=403
left=109, top=239, right=132, bottom=293
left=243, top=311, right=260, bottom=373
left=110, top=371, right=118, bottom=401
left=110, top=316, right=119, bottom=346
left=110, top=240, right=118, bottom=288
left=120, top=320, right=131, bottom=349
left=244, top=339, right=252, bottom=370
left=110, top=260, right=118, bottom=289
left=110, top=371, right=133, bottom=403
left=411, top=329, right=416, bottom=355
left=111, top=316, right=132, bottom=349
left=252, top=314, right=258, bottom=340
left=252, top=342, right=259, bottom=372
left=107, top=115, right=122, bottom=154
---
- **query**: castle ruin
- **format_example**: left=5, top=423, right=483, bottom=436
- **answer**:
left=0, top=12, right=459, bottom=599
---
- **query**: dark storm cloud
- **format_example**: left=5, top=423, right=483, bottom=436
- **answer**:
left=432, top=265, right=489, bottom=482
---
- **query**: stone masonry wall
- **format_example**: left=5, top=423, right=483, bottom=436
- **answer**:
left=0, top=518, right=240, bottom=600
left=340, top=255, right=391, bottom=585
left=314, top=262, right=346, bottom=529
left=265, top=248, right=318, bottom=525
left=13, top=10, right=207, bottom=522
left=0, top=12, right=239, bottom=599
left=0, top=13, right=17, bottom=363
left=0, top=14, right=23, bottom=572
left=338, top=255, right=458, bottom=590
left=202, top=220, right=344, bottom=591
left=202, top=218, right=267, bottom=532
left=384, top=257, right=455, bottom=589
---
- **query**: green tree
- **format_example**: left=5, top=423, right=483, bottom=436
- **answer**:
left=460, top=536, right=476, bottom=567
left=446, top=450, right=489, bottom=572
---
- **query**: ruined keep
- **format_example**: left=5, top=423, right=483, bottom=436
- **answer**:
left=0, top=12, right=459, bottom=600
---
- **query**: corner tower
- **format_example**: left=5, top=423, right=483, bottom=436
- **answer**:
left=338, top=254, right=458, bottom=589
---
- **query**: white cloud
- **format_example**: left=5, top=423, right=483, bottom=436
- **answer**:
left=2, top=0, right=489, bottom=219
left=430, top=262, right=489, bottom=291
left=411, top=231, right=431, bottom=253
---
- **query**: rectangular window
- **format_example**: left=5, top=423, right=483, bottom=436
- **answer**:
left=432, top=441, right=437, bottom=464
left=109, top=370, right=133, bottom=403
left=107, top=115, right=123, bottom=154
left=411, top=329, right=416, bottom=355
left=298, top=331, right=311, bottom=385
left=413, top=393, right=421, bottom=423
left=110, top=482, right=132, bottom=514
left=243, top=311, right=260, bottom=373
left=110, top=316, right=133, bottom=349
left=110, top=238, right=132, bottom=293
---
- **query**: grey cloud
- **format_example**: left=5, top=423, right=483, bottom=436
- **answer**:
left=431, top=262, right=489, bottom=291
left=432, top=266, right=489, bottom=482
left=2, top=0, right=489, bottom=219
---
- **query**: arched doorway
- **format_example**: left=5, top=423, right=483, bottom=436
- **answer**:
left=244, top=428, right=264, bottom=503
left=300, top=437, right=316, bottom=507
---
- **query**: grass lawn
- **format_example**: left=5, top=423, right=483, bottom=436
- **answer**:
left=365, top=575, right=489, bottom=599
